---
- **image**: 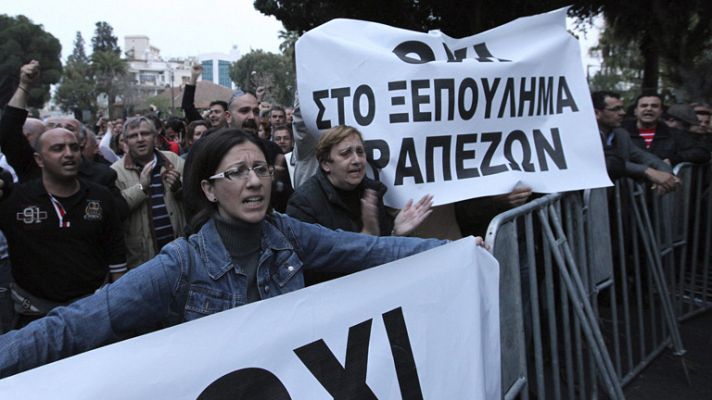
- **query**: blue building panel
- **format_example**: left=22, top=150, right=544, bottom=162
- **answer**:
left=201, top=60, right=213, bottom=82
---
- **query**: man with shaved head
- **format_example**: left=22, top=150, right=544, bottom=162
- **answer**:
left=0, top=126, right=126, bottom=327
left=0, top=61, right=127, bottom=220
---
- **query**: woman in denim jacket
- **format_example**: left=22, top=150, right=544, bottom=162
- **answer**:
left=0, top=129, right=455, bottom=378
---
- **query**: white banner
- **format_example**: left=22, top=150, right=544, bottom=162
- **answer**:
left=296, top=8, right=611, bottom=208
left=0, top=239, right=501, bottom=400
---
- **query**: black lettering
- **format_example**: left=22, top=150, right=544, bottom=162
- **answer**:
left=442, top=43, right=468, bottom=62
left=455, top=133, right=480, bottom=179
left=330, top=87, right=351, bottom=125
left=382, top=307, right=424, bottom=400
left=425, top=136, right=452, bottom=182
left=294, top=319, right=377, bottom=400
left=395, top=138, right=424, bottom=185
left=518, top=77, right=536, bottom=117
left=497, top=78, right=516, bottom=118
left=533, top=128, right=568, bottom=171
left=481, top=78, right=500, bottom=119
left=504, top=130, right=535, bottom=172
left=433, top=79, right=455, bottom=121
left=393, top=41, right=435, bottom=64
left=480, top=132, right=508, bottom=176
left=353, top=85, right=376, bottom=126
left=537, top=76, right=554, bottom=116
left=473, top=42, right=510, bottom=62
left=411, top=79, right=431, bottom=122
left=389, top=81, right=409, bottom=123
left=314, top=90, right=331, bottom=129
left=364, top=139, right=390, bottom=182
left=556, top=76, right=579, bottom=113
left=198, top=368, right=292, bottom=400
left=458, top=78, right=478, bottom=120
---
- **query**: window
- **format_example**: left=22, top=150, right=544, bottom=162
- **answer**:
left=202, top=60, right=213, bottom=82
left=218, top=60, right=231, bottom=88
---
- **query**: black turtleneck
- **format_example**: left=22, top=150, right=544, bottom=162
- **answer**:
left=212, top=214, right=262, bottom=303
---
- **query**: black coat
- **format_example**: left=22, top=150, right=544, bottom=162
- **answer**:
left=622, top=120, right=710, bottom=165
left=286, top=169, right=394, bottom=236
left=0, top=106, right=128, bottom=220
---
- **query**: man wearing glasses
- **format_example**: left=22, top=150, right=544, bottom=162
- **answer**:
left=111, top=117, right=186, bottom=269
left=592, top=90, right=679, bottom=194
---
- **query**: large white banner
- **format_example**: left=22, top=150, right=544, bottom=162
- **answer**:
left=296, top=8, right=611, bottom=208
left=0, top=239, right=500, bottom=399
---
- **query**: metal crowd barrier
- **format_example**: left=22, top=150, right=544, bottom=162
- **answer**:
left=487, top=192, right=624, bottom=400
left=668, top=163, right=712, bottom=320
left=488, top=162, right=712, bottom=399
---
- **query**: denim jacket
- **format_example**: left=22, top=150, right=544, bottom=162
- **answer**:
left=0, top=212, right=446, bottom=377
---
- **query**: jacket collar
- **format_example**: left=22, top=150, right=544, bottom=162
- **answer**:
left=315, top=168, right=385, bottom=210
left=122, top=149, right=173, bottom=172
left=26, top=177, right=88, bottom=198
left=197, top=214, right=294, bottom=280
left=623, top=119, right=672, bottom=138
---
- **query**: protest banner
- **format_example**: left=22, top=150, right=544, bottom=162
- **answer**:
left=296, top=7, right=611, bottom=207
left=0, top=239, right=500, bottom=400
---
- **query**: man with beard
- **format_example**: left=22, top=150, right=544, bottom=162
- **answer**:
left=0, top=127, right=126, bottom=327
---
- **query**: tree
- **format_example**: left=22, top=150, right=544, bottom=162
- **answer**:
left=90, top=21, right=126, bottom=118
left=0, top=14, right=62, bottom=108
left=56, top=32, right=96, bottom=119
left=253, top=0, right=570, bottom=37
left=230, top=49, right=294, bottom=106
left=278, top=29, right=299, bottom=65
left=570, top=0, right=712, bottom=94
left=586, top=25, right=644, bottom=105
left=91, top=21, right=121, bottom=55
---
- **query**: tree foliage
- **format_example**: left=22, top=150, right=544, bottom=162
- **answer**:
left=253, top=0, right=570, bottom=37
left=278, top=29, right=299, bottom=66
left=91, top=21, right=121, bottom=55
left=0, top=14, right=62, bottom=108
left=570, top=0, right=712, bottom=96
left=256, top=1, right=712, bottom=100
left=230, top=49, right=294, bottom=106
left=56, top=32, right=95, bottom=118
left=90, top=21, right=126, bottom=118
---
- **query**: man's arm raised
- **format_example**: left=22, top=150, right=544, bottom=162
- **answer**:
left=1, top=60, right=42, bottom=182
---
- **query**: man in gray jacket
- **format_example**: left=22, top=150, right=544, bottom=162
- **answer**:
left=592, top=91, right=680, bottom=194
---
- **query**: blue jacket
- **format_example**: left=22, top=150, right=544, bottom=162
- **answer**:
left=0, top=212, right=446, bottom=377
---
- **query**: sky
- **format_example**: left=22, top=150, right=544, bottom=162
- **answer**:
left=3, top=1, right=600, bottom=68
left=2, top=0, right=285, bottom=61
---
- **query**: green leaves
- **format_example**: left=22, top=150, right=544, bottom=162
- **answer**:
left=230, top=49, right=295, bottom=107
left=0, top=14, right=62, bottom=108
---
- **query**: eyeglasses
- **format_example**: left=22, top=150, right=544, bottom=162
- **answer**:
left=209, top=164, right=274, bottom=181
left=604, top=106, right=625, bottom=112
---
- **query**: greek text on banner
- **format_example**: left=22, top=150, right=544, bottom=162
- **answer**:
left=296, top=7, right=611, bottom=207
left=0, top=239, right=501, bottom=400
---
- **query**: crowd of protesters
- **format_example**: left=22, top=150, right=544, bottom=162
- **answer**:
left=0, top=55, right=710, bottom=377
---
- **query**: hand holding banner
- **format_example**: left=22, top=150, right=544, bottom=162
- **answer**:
left=0, top=239, right=501, bottom=399
left=296, top=7, right=611, bottom=207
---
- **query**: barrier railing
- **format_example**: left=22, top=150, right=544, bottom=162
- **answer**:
left=599, top=179, right=686, bottom=388
left=489, top=162, right=712, bottom=398
left=669, top=163, right=712, bottom=320
left=487, top=192, right=624, bottom=400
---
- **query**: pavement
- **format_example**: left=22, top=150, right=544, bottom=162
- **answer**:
left=624, top=310, right=712, bottom=399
